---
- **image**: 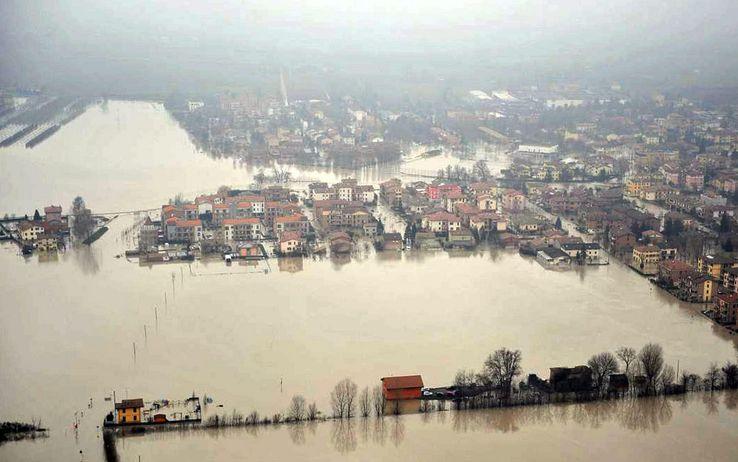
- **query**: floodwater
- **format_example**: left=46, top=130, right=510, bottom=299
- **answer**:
left=113, top=392, right=738, bottom=462
left=1, top=101, right=737, bottom=461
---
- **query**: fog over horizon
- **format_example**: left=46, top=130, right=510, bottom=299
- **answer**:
left=2, top=0, right=738, bottom=96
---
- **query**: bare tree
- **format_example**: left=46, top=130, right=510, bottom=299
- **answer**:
left=359, top=387, right=371, bottom=418
left=453, top=369, right=477, bottom=387
left=247, top=410, right=259, bottom=425
left=481, top=348, right=522, bottom=397
left=288, top=395, right=307, bottom=421
left=307, top=402, right=318, bottom=421
left=638, top=343, right=664, bottom=395
left=660, top=365, right=676, bottom=392
left=588, top=352, right=620, bottom=394
left=616, top=347, right=637, bottom=375
left=331, top=378, right=358, bottom=418
left=254, top=169, right=267, bottom=186
left=723, top=362, right=738, bottom=389
left=371, top=384, right=386, bottom=417
left=705, top=363, right=722, bottom=391
left=472, top=160, right=491, bottom=181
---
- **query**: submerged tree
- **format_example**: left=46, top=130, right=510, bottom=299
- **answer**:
left=705, top=363, right=722, bottom=391
left=473, top=160, right=491, bottom=181
left=616, top=347, right=637, bottom=376
left=371, top=384, right=386, bottom=417
left=638, top=343, right=664, bottom=395
left=723, top=362, right=738, bottom=389
left=359, top=387, right=371, bottom=418
left=288, top=395, right=307, bottom=421
left=453, top=369, right=478, bottom=387
left=481, top=348, right=522, bottom=397
left=70, top=196, right=94, bottom=240
left=330, top=378, right=358, bottom=418
left=588, top=352, right=620, bottom=393
left=307, top=402, right=318, bottom=421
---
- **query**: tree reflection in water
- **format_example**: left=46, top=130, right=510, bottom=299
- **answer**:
left=724, top=390, right=738, bottom=410
left=288, top=423, right=306, bottom=445
left=703, top=392, right=720, bottom=415
left=390, top=416, right=405, bottom=447
left=371, top=418, right=387, bottom=446
left=449, top=395, right=680, bottom=434
left=331, top=420, right=357, bottom=454
left=68, top=245, right=101, bottom=275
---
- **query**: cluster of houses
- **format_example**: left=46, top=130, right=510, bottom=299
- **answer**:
left=503, top=153, right=616, bottom=182
left=142, top=186, right=311, bottom=258
left=380, top=178, right=529, bottom=250
left=13, top=205, right=67, bottom=253
left=307, top=178, right=380, bottom=239
left=658, top=253, right=738, bottom=331
left=176, top=93, right=402, bottom=168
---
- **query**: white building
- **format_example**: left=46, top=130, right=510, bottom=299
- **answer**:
left=518, top=144, right=559, bottom=155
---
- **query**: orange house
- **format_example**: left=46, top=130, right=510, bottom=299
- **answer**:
left=381, top=375, right=424, bottom=414
left=115, top=398, right=144, bottom=424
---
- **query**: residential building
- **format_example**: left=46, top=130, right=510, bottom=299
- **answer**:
left=279, top=231, right=304, bottom=255
left=36, top=234, right=58, bottom=252
left=274, top=213, right=309, bottom=237
left=426, top=183, right=462, bottom=201
left=537, top=247, right=571, bottom=267
left=559, top=242, right=602, bottom=263
left=713, top=292, right=738, bottom=324
left=19, top=222, right=45, bottom=241
left=165, top=218, right=203, bottom=243
left=658, top=260, right=693, bottom=286
left=501, top=190, right=526, bottom=212
left=222, top=218, right=264, bottom=241
left=44, top=205, right=63, bottom=223
left=698, top=255, right=738, bottom=279
left=421, top=211, right=462, bottom=233
left=115, top=398, right=144, bottom=424
left=632, top=245, right=661, bottom=267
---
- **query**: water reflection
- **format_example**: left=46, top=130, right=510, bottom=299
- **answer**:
left=287, top=421, right=317, bottom=445
left=277, top=257, right=304, bottom=273
left=330, top=420, right=357, bottom=454
left=112, top=392, right=738, bottom=461
left=66, top=245, right=101, bottom=275
left=449, top=396, right=676, bottom=434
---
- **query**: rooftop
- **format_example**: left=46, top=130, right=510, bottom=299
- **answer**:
left=381, top=375, right=424, bottom=390
left=115, top=398, right=144, bottom=410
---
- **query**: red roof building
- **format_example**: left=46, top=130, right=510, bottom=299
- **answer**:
left=381, top=375, right=424, bottom=401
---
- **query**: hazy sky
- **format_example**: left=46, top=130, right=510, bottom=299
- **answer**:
left=2, top=0, right=737, bottom=94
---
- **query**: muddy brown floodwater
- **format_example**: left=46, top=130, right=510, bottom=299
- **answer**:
left=0, top=101, right=737, bottom=461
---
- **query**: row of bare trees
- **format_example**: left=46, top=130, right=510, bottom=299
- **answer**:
left=329, top=378, right=389, bottom=419
left=436, top=160, right=492, bottom=182
left=456, top=344, right=738, bottom=403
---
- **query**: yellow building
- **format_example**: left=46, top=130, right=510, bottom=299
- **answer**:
left=698, top=255, right=738, bottom=280
left=115, top=398, right=144, bottom=424
left=625, top=177, right=654, bottom=197
left=19, top=222, right=45, bottom=241
left=36, top=235, right=58, bottom=252
left=632, top=245, right=660, bottom=266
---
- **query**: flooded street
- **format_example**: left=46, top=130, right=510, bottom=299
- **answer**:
left=1, top=101, right=738, bottom=461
